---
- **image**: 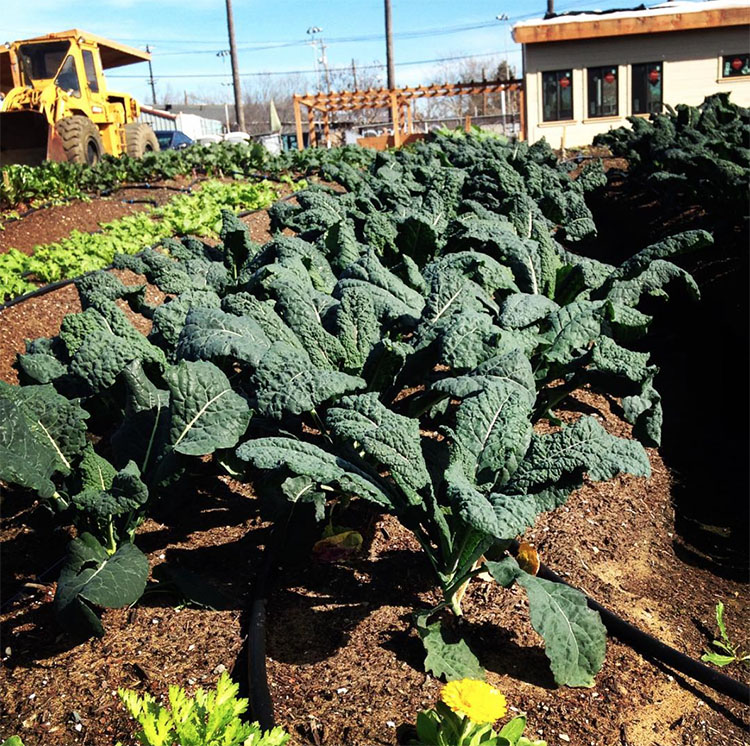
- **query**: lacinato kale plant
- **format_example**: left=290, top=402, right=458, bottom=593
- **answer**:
left=594, top=93, right=750, bottom=223
left=0, top=132, right=709, bottom=686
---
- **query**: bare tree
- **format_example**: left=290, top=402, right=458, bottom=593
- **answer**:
left=238, top=60, right=389, bottom=133
left=420, top=55, right=516, bottom=121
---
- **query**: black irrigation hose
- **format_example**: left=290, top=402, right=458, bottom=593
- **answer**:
left=0, top=191, right=300, bottom=313
left=511, top=541, right=750, bottom=705
left=560, top=153, right=625, bottom=164
left=99, top=178, right=200, bottom=197
left=247, top=513, right=295, bottom=730
left=1, top=195, right=84, bottom=222
left=0, top=266, right=114, bottom=313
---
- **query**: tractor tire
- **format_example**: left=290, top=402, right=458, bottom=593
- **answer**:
left=124, top=123, right=160, bottom=158
left=56, top=115, right=104, bottom=166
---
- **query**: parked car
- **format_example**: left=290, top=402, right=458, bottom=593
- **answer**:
left=154, top=130, right=193, bottom=150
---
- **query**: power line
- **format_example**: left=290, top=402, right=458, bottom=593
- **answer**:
left=106, top=18, right=509, bottom=46
left=135, top=20, right=505, bottom=56
left=108, top=49, right=519, bottom=81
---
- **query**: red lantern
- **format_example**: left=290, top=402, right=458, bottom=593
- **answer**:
left=604, top=71, right=616, bottom=84
left=648, top=69, right=660, bottom=84
left=731, top=57, right=743, bottom=71
left=559, top=77, right=570, bottom=88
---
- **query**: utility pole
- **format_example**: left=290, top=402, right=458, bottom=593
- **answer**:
left=146, top=45, right=157, bottom=105
left=319, top=38, right=332, bottom=93
left=351, top=59, right=358, bottom=90
left=224, top=0, right=245, bottom=131
left=307, top=27, right=323, bottom=91
left=384, top=0, right=395, bottom=89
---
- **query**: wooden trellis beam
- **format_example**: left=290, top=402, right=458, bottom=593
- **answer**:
left=293, top=79, right=524, bottom=150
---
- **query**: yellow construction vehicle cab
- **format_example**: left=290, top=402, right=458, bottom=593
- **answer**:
left=0, top=29, right=159, bottom=166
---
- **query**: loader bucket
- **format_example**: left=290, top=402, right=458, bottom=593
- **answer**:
left=0, top=110, right=66, bottom=165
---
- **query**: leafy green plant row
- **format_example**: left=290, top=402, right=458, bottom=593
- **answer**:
left=0, top=132, right=709, bottom=691
left=0, top=178, right=295, bottom=302
left=595, top=93, right=750, bottom=221
left=0, top=141, right=374, bottom=208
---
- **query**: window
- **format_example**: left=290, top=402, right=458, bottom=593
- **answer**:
left=587, top=66, right=618, bottom=118
left=542, top=70, right=573, bottom=122
left=82, top=50, right=99, bottom=93
left=722, top=54, right=750, bottom=78
left=55, top=56, right=81, bottom=97
left=18, top=41, right=69, bottom=82
left=632, top=62, right=663, bottom=114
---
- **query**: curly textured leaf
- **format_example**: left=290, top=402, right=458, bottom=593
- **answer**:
left=327, top=393, right=430, bottom=504
left=509, top=416, right=651, bottom=499
left=518, top=571, right=606, bottom=687
left=445, top=464, right=539, bottom=540
left=176, top=307, right=270, bottom=366
left=0, top=382, right=88, bottom=497
left=252, top=343, right=365, bottom=420
left=54, top=533, right=149, bottom=636
left=499, top=293, right=559, bottom=329
left=236, top=437, right=392, bottom=508
left=448, top=379, right=533, bottom=489
left=163, top=360, right=251, bottom=456
left=417, top=617, right=486, bottom=682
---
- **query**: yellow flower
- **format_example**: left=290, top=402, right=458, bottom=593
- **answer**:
left=440, top=678, right=507, bottom=724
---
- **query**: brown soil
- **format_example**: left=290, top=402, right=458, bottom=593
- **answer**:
left=1, top=200, right=748, bottom=746
left=266, top=394, right=749, bottom=746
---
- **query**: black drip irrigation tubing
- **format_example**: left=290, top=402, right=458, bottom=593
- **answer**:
left=1, top=179, right=201, bottom=223
left=1, top=170, right=296, bottom=224
left=1, top=195, right=82, bottom=222
left=247, top=519, right=291, bottom=730
left=507, top=541, right=750, bottom=705
left=99, top=177, right=201, bottom=197
left=246, top=536, right=749, bottom=729
left=560, top=153, right=625, bottom=164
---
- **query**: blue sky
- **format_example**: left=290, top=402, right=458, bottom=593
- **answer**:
left=5, top=0, right=661, bottom=103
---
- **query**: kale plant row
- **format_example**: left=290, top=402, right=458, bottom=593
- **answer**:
left=0, top=132, right=710, bottom=687
left=595, top=93, right=750, bottom=222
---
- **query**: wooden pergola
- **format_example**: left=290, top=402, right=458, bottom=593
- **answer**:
left=293, top=79, right=524, bottom=150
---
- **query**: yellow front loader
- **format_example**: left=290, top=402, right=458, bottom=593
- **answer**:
left=0, top=29, right=159, bottom=166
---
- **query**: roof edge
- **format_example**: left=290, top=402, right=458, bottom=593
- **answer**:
left=513, top=5, right=750, bottom=44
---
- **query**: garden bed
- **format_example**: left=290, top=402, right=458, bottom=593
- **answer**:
left=1, top=123, right=748, bottom=746
left=0, top=177, right=196, bottom=255
left=1, top=203, right=748, bottom=746
left=1, top=384, right=748, bottom=745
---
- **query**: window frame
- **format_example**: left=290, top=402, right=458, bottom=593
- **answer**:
left=54, top=55, right=81, bottom=98
left=631, top=62, right=663, bottom=115
left=586, top=65, right=619, bottom=119
left=541, top=69, right=574, bottom=123
left=81, top=49, right=100, bottom=93
left=721, top=53, right=750, bottom=79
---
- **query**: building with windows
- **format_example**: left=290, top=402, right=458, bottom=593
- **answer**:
left=513, top=0, right=750, bottom=148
